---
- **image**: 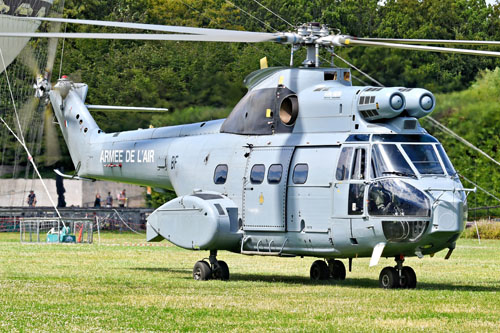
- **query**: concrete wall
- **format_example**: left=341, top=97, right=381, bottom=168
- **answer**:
left=0, top=179, right=146, bottom=207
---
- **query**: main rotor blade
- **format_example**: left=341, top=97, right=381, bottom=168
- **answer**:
left=358, top=38, right=500, bottom=46
left=86, top=105, right=169, bottom=112
left=345, top=39, right=500, bottom=57
left=0, top=32, right=279, bottom=43
left=17, top=16, right=276, bottom=38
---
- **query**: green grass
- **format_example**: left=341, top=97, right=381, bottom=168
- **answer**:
left=0, top=232, right=499, bottom=332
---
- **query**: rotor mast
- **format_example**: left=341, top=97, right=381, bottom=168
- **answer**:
left=287, top=23, right=333, bottom=68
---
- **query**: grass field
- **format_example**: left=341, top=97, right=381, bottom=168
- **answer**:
left=0, top=232, right=499, bottom=332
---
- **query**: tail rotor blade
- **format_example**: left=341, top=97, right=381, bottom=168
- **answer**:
left=19, top=96, right=39, bottom=129
left=45, top=20, right=62, bottom=76
left=44, top=105, right=61, bottom=166
left=18, top=45, right=42, bottom=78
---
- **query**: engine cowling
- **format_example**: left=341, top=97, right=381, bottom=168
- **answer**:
left=397, top=88, right=435, bottom=118
left=357, top=87, right=406, bottom=121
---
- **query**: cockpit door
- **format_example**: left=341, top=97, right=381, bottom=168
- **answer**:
left=333, top=144, right=372, bottom=244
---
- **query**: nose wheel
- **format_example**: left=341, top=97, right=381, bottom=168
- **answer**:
left=192, top=250, right=230, bottom=281
left=379, top=256, right=417, bottom=289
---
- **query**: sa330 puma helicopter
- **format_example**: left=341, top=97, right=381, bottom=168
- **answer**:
left=5, top=17, right=500, bottom=289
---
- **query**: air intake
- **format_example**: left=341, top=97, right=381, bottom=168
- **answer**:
left=357, top=87, right=406, bottom=122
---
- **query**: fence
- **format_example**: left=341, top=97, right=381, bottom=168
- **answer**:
left=468, top=205, right=500, bottom=222
left=0, top=207, right=154, bottom=233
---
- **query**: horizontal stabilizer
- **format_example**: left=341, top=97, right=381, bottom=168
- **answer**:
left=54, top=169, right=95, bottom=182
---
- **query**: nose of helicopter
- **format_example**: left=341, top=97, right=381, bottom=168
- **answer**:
left=428, top=190, right=466, bottom=242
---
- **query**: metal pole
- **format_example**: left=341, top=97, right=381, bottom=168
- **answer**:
left=474, top=159, right=479, bottom=243
left=97, top=216, right=100, bottom=245
left=474, top=220, right=481, bottom=244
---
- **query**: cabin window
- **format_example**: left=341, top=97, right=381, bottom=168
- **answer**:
left=351, top=148, right=366, bottom=180
left=213, top=164, right=228, bottom=184
left=267, top=164, right=283, bottom=184
left=336, top=147, right=354, bottom=180
left=250, top=164, right=265, bottom=184
left=292, top=163, right=309, bottom=184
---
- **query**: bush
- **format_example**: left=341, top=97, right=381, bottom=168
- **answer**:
left=461, top=220, right=500, bottom=240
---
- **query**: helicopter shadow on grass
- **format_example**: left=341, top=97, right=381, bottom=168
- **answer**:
left=131, top=267, right=500, bottom=291
left=132, top=267, right=192, bottom=274
left=229, top=275, right=500, bottom=291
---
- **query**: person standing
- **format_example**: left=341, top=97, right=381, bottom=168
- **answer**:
left=27, top=190, right=37, bottom=207
left=105, top=192, right=113, bottom=208
left=118, top=189, right=127, bottom=207
left=94, top=193, right=101, bottom=208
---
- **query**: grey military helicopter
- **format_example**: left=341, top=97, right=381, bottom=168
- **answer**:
left=5, top=17, right=500, bottom=289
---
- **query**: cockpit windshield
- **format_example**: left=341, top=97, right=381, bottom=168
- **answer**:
left=371, top=143, right=450, bottom=178
left=402, top=144, right=444, bottom=175
left=371, top=144, right=416, bottom=179
left=436, top=145, right=456, bottom=176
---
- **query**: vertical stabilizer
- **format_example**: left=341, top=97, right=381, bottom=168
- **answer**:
left=49, top=79, right=101, bottom=174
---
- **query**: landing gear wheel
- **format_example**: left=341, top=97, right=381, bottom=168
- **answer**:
left=310, top=260, right=330, bottom=281
left=400, top=266, right=417, bottom=289
left=379, top=266, right=399, bottom=289
left=328, top=260, right=346, bottom=280
left=193, top=260, right=211, bottom=281
left=213, top=260, right=230, bottom=281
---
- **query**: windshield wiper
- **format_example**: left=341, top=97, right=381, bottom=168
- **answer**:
left=382, top=171, right=417, bottom=179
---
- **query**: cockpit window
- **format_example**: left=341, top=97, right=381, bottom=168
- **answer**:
left=402, top=144, right=444, bottom=175
left=368, top=179, right=430, bottom=217
left=436, top=145, right=456, bottom=176
left=336, top=147, right=354, bottom=180
left=351, top=148, right=366, bottom=180
left=372, top=134, right=438, bottom=143
left=371, top=144, right=416, bottom=179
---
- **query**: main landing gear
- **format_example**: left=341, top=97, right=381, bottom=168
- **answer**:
left=193, top=250, right=230, bottom=281
left=310, top=259, right=346, bottom=281
left=379, top=255, right=417, bottom=289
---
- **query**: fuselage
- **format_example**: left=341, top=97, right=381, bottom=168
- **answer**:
left=49, top=67, right=467, bottom=260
